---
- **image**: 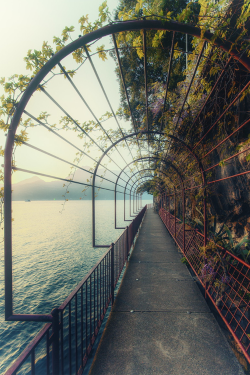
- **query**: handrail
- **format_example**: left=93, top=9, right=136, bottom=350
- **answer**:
left=159, top=207, right=250, bottom=365
left=5, top=206, right=147, bottom=375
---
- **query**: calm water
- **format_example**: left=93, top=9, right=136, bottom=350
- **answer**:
left=0, top=200, right=151, bottom=373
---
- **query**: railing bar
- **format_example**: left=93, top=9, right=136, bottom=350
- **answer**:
left=99, top=264, right=102, bottom=320
left=103, top=257, right=105, bottom=314
left=31, top=349, right=35, bottom=375
left=94, top=269, right=96, bottom=337
left=75, top=294, right=78, bottom=375
left=4, top=323, right=52, bottom=374
left=69, top=302, right=72, bottom=375
left=60, top=311, right=64, bottom=375
left=46, top=329, right=50, bottom=375
left=90, top=274, right=92, bottom=341
left=81, top=286, right=83, bottom=370
left=96, top=267, right=99, bottom=328
left=85, top=282, right=88, bottom=357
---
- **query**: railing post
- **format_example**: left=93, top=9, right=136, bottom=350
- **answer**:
left=51, top=308, right=60, bottom=375
left=111, top=243, right=115, bottom=305
left=126, top=226, right=129, bottom=261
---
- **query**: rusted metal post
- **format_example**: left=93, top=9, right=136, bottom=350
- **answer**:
left=111, top=243, right=114, bottom=305
left=51, top=308, right=60, bottom=375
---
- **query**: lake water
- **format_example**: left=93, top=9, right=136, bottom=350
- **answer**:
left=0, top=199, right=151, bottom=373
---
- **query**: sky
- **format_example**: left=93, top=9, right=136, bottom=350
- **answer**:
left=0, top=0, right=141, bottom=184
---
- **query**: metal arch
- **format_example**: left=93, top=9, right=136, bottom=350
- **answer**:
left=113, top=155, right=177, bottom=222
left=92, top=130, right=204, bottom=246
left=114, top=157, right=185, bottom=228
left=117, top=166, right=180, bottom=228
left=4, top=19, right=250, bottom=320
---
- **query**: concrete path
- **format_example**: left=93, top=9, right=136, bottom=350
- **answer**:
left=89, top=209, right=244, bottom=375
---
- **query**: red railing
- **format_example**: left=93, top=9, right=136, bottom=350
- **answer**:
left=5, top=206, right=147, bottom=375
left=159, top=207, right=250, bottom=364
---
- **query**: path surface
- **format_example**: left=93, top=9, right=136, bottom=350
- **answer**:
left=89, top=209, right=244, bottom=375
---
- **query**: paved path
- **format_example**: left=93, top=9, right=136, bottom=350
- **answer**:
left=89, top=209, right=244, bottom=375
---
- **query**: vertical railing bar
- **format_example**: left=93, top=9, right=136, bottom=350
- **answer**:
left=99, top=263, right=102, bottom=319
left=94, top=269, right=96, bottom=336
left=75, top=294, right=78, bottom=375
left=31, top=349, right=35, bottom=375
left=85, top=281, right=88, bottom=356
left=60, top=311, right=64, bottom=375
left=111, top=243, right=115, bottom=305
left=97, top=266, right=99, bottom=327
left=103, top=258, right=105, bottom=313
left=90, top=274, right=92, bottom=341
left=81, top=286, right=83, bottom=369
left=69, top=302, right=72, bottom=375
left=46, top=329, right=50, bottom=375
left=105, top=255, right=107, bottom=306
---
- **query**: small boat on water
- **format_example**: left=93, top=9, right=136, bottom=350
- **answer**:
left=25, top=200, right=31, bottom=202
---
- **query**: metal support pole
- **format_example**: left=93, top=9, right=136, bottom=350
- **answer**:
left=51, top=308, right=60, bottom=375
left=111, top=243, right=114, bottom=305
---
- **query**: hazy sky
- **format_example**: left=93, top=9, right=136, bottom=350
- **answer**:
left=0, top=0, right=139, bottom=184
left=0, top=0, right=119, bottom=79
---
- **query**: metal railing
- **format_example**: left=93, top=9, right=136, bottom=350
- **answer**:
left=159, top=207, right=250, bottom=364
left=5, top=206, right=147, bottom=375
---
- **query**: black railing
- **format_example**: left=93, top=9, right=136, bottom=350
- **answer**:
left=5, top=206, right=147, bottom=375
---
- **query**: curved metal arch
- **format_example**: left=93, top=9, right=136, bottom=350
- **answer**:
left=115, top=156, right=178, bottom=223
left=93, top=130, right=202, bottom=245
left=116, top=166, right=178, bottom=228
left=129, top=174, right=155, bottom=214
left=5, top=19, right=250, bottom=317
left=122, top=161, right=184, bottom=217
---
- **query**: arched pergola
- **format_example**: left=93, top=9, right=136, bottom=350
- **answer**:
left=3, top=17, right=250, bottom=373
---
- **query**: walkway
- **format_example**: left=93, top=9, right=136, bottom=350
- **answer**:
left=89, top=209, right=244, bottom=375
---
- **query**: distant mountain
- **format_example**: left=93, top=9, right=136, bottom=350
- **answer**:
left=9, top=169, right=152, bottom=201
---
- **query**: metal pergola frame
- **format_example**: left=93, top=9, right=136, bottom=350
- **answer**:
left=4, top=18, right=250, bottom=327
